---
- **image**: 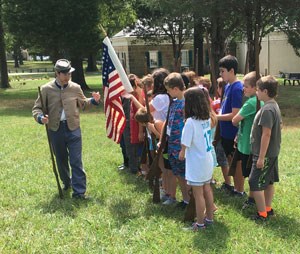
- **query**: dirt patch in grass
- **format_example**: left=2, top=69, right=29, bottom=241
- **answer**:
left=1, top=99, right=35, bottom=110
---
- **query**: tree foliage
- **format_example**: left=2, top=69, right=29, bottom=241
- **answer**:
left=4, top=0, right=102, bottom=89
left=279, top=2, right=300, bottom=57
left=133, top=0, right=194, bottom=72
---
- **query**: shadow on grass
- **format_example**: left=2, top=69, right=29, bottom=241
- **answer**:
left=37, top=191, right=104, bottom=218
left=192, top=221, right=229, bottom=252
left=116, top=168, right=191, bottom=222
left=117, top=167, right=151, bottom=195
left=213, top=185, right=300, bottom=241
left=108, top=198, right=140, bottom=225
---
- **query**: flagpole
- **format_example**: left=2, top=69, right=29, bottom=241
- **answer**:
left=99, top=24, right=107, bottom=37
left=101, top=29, right=133, bottom=93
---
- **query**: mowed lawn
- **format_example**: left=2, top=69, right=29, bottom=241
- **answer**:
left=0, top=74, right=299, bottom=253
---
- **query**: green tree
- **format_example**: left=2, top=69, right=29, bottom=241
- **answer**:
left=4, top=0, right=102, bottom=89
left=133, top=0, right=194, bottom=72
left=279, top=2, right=300, bottom=57
left=85, top=0, right=137, bottom=72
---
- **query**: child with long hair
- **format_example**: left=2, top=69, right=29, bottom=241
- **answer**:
left=179, top=87, right=215, bottom=231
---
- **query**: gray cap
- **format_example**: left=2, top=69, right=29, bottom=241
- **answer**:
left=54, top=59, right=75, bottom=73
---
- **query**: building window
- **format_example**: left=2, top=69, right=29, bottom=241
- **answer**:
left=117, top=52, right=127, bottom=69
left=149, top=51, right=158, bottom=68
left=181, top=50, right=189, bottom=67
left=121, top=52, right=127, bottom=69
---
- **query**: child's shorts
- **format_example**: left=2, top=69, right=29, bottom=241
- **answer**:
left=187, top=179, right=211, bottom=186
left=249, top=155, right=279, bottom=191
left=169, top=154, right=185, bottom=177
left=163, top=153, right=172, bottom=170
left=221, top=138, right=235, bottom=157
left=215, top=140, right=229, bottom=167
left=163, top=141, right=172, bottom=170
left=235, top=149, right=250, bottom=177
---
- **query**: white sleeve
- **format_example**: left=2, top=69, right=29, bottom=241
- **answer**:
left=181, top=118, right=193, bottom=148
left=151, top=94, right=167, bottom=112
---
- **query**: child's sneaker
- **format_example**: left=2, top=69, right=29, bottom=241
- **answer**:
left=267, top=209, right=275, bottom=217
left=242, top=199, right=255, bottom=210
left=162, top=197, right=177, bottom=205
left=231, top=190, right=247, bottom=198
left=176, top=200, right=188, bottom=209
left=219, top=183, right=234, bottom=193
left=183, top=223, right=206, bottom=231
left=161, top=194, right=170, bottom=202
left=204, top=218, right=214, bottom=226
left=251, top=213, right=267, bottom=222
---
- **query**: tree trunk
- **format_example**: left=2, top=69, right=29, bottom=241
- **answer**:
left=18, top=51, right=23, bottom=65
left=70, top=57, right=89, bottom=90
left=209, top=13, right=226, bottom=95
left=0, top=5, right=10, bottom=88
left=245, top=1, right=255, bottom=72
left=194, top=16, right=204, bottom=76
left=86, top=53, right=98, bottom=72
left=13, top=45, right=20, bottom=68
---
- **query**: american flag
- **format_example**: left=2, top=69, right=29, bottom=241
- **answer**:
left=102, top=37, right=133, bottom=143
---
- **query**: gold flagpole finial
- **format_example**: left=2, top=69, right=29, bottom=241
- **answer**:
left=99, top=24, right=107, bottom=37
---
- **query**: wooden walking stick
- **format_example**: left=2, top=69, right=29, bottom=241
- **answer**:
left=142, top=81, right=156, bottom=186
left=38, top=87, right=63, bottom=199
left=183, top=188, right=196, bottom=222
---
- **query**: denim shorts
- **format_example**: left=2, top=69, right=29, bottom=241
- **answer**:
left=187, top=179, right=211, bottom=186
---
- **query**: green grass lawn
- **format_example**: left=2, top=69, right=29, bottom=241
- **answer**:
left=0, top=75, right=299, bottom=253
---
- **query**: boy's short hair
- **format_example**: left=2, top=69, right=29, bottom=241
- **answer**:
left=164, top=72, right=185, bottom=91
left=257, top=75, right=278, bottom=98
left=218, top=55, right=238, bottom=75
left=243, top=71, right=260, bottom=87
left=135, top=108, right=151, bottom=123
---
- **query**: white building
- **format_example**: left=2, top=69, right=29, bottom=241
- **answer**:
left=236, top=31, right=300, bottom=76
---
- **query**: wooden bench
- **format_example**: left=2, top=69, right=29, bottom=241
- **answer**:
left=283, top=73, right=300, bottom=86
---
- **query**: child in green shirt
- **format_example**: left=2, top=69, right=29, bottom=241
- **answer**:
left=232, top=72, right=263, bottom=204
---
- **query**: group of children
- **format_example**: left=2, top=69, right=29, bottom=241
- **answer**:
left=118, top=55, right=282, bottom=231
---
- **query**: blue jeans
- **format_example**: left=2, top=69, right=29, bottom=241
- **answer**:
left=49, top=121, right=86, bottom=196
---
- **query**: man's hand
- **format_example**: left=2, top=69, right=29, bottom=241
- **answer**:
left=41, top=114, right=49, bottom=124
left=92, top=91, right=101, bottom=103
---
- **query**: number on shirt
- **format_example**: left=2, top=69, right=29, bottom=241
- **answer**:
left=204, top=130, right=212, bottom=152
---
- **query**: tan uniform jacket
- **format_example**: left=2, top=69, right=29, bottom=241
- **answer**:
left=32, top=80, right=93, bottom=131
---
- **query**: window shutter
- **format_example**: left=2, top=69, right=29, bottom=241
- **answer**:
left=158, top=51, right=162, bottom=67
left=188, top=50, right=193, bottom=66
left=145, top=52, right=150, bottom=67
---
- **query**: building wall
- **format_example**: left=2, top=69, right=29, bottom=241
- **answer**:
left=236, top=31, right=300, bottom=76
left=112, top=35, right=197, bottom=77
left=126, top=44, right=194, bottom=76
